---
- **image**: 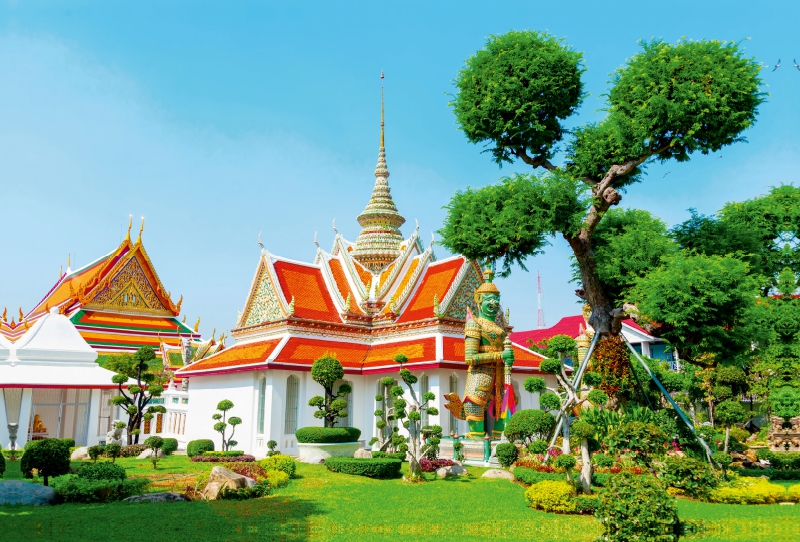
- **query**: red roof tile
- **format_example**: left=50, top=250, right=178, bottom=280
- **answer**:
left=510, top=315, right=654, bottom=348
left=274, top=337, right=369, bottom=368
left=179, top=338, right=282, bottom=373
left=396, top=258, right=464, bottom=323
left=327, top=258, right=364, bottom=315
left=362, top=338, right=436, bottom=369
left=273, top=261, right=341, bottom=323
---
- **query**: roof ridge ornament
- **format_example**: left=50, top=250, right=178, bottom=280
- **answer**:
left=136, top=216, right=144, bottom=245
left=125, top=214, right=132, bottom=243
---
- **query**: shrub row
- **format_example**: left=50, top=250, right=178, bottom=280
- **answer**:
left=371, top=451, right=406, bottom=460
left=218, top=481, right=270, bottom=500
left=513, top=467, right=564, bottom=485
left=53, top=477, right=150, bottom=503
left=754, top=451, right=800, bottom=470
left=203, top=450, right=245, bottom=457
left=295, top=427, right=361, bottom=443
left=25, top=438, right=75, bottom=450
left=324, top=458, right=402, bottom=478
left=735, top=468, right=800, bottom=480
left=708, top=478, right=800, bottom=504
left=190, top=454, right=255, bottom=463
left=419, top=458, right=455, bottom=472
left=78, top=463, right=127, bottom=481
left=120, top=445, right=148, bottom=458
left=187, top=439, right=215, bottom=458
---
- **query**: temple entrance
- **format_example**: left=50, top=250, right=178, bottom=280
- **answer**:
left=27, top=389, right=91, bottom=446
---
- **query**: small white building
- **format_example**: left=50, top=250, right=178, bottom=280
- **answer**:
left=0, top=308, right=123, bottom=449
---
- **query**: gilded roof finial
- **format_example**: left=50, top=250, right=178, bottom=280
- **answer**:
left=125, top=214, right=132, bottom=243
left=136, top=216, right=144, bottom=244
left=67, top=253, right=71, bottom=270
left=19, top=307, right=24, bottom=321
left=380, top=71, right=385, bottom=148
left=194, top=317, right=201, bottom=333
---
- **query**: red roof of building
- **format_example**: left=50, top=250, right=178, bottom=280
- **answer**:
left=273, top=261, right=342, bottom=323
left=396, top=257, right=464, bottom=323
left=510, top=315, right=654, bottom=348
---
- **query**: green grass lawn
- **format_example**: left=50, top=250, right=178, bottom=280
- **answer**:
left=1, top=457, right=799, bottom=542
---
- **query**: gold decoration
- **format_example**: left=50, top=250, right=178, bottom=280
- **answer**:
left=176, top=295, right=183, bottom=313
left=194, top=317, right=201, bottom=333
left=84, top=256, right=171, bottom=315
left=1, top=307, right=6, bottom=322
left=182, top=315, right=186, bottom=323
left=18, top=307, right=23, bottom=321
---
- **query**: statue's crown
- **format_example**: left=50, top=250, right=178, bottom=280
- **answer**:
left=475, top=268, right=500, bottom=297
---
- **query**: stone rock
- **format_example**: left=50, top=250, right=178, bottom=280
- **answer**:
left=202, top=466, right=250, bottom=500
left=730, top=452, right=748, bottom=462
left=354, top=448, right=373, bottom=459
left=744, top=449, right=758, bottom=462
left=137, top=448, right=166, bottom=459
left=481, top=469, right=515, bottom=481
left=0, top=481, right=56, bottom=506
left=243, top=476, right=256, bottom=488
left=70, top=447, right=90, bottom=460
left=436, top=465, right=468, bottom=478
left=124, top=492, right=190, bottom=503
left=730, top=461, right=745, bottom=469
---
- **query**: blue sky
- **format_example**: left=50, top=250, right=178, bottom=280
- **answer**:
left=1, top=1, right=798, bottom=338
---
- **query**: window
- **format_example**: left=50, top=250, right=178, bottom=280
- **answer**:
left=284, top=375, right=299, bottom=434
left=257, top=377, right=267, bottom=435
left=143, top=418, right=151, bottom=434
left=172, top=397, right=179, bottom=404
left=182, top=398, right=189, bottom=405
left=449, top=374, right=459, bottom=436
left=420, top=374, right=430, bottom=427
left=333, top=380, right=353, bottom=428
left=156, top=413, right=163, bottom=433
left=98, top=389, right=115, bottom=436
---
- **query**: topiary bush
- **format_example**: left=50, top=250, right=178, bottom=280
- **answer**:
left=77, top=462, right=127, bottom=481
left=218, top=481, right=270, bottom=500
left=495, top=442, right=518, bottom=468
left=524, top=480, right=577, bottom=513
left=419, top=458, right=455, bottom=472
left=504, top=409, right=556, bottom=446
left=324, top=458, right=402, bottom=479
left=528, top=439, right=549, bottom=455
left=161, top=438, right=178, bottom=455
left=87, top=445, right=104, bottom=463
left=104, top=443, right=122, bottom=462
left=260, top=455, right=297, bottom=478
left=0, top=452, right=4, bottom=477
left=708, top=477, right=789, bottom=504
left=20, top=439, right=71, bottom=486
left=190, top=454, right=255, bottom=463
left=118, top=444, right=145, bottom=458
left=203, top=450, right=245, bottom=457
left=657, top=456, right=718, bottom=498
left=294, top=426, right=361, bottom=443
left=513, top=467, right=564, bottom=485
left=53, top=477, right=150, bottom=503
left=371, top=451, right=406, bottom=460
left=606, top=421, right=669, bottom=466
left=187, top=439, right=215, bottom=457
left=596, top=473, right=679, bottom=542
left=57, top=438, right=76, bottom=448
left=592, top=453, right=615, bottom=469
left=266, top=469, right=290, bottom=488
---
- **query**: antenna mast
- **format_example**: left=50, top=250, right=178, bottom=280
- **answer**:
left=537, top=271, right=545, bottom=329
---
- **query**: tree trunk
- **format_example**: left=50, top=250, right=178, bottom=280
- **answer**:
left=579, top=438, right=592, bottom=495
left=43, top=474, right=49, bottom=487
left=724, top=426, right=730, bottom=454
left=565, top=233, right=620, bottom=336
left=562, top=420, right=571, bottom=454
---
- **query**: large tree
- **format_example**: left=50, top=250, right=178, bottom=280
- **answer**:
left=441, top=31, right=764, bottom=336
left=108, top=347, right=167, bottom=445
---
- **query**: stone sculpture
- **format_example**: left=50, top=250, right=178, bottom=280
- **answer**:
left=106, top=419, right=124, bottom=446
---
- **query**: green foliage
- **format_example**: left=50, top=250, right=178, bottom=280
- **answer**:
left=504, top=409, right=556, bottom=446
left=309, top=356, right=350, bottom=428
left=524, top=480, right=577, bottom=513
left=260, top=455, right=297, bottom=478
left=311, top=355, right=345, bottom=389
left=186, top=439, right=214, bottom=457
left=586, top=389, right=609, bottom=407
left=218, top=481, right=270, bottom=500
left=572, top=208, right=678, bottom=304
left=771, top=385, right=800, bottom=420
left=53, top=476, right=150, bottom=503
left=144, top=435, right=164, bottom=450
left=712, top=452, right=733, bottom=474
left=294, top=426, right=361, bottom=444
left=539, top=358, right=563, bottom=374
left=539, top=392, right=561, bottom=411
left=266, top=469, right=290, bottom=489
left=104, top=443, right=121, bottom=462
left=212, top=399, right=241, bottom=451
left=708, top=477, right=789, bottom=504
left=161, top=438, right=178, bottom=455
left=0, top=452, right=4, bottom=477
left=324, top=457, right=402, bottom=479
left=632, top=251, right=765, bottom=365
left=77, top=462, right=127, bottom=481
left=513, top=467, right=564, bottom=485
left=528, top=439, right=549, bottom=455
left=371, top=451, right=406, bottom=460
left=20, top=439, right=71, bottom=485
left=554, top=453, right=577, bottom=473
left=203, top=451, right=245, bottom=457
left=450, top=30, right=585, bottom=166
left=87, top=445, right=104, bottom=463
left=591, top=454, right=614, bottom=469
left=658, top=456, right=718, bottom=498
left=523, top=377, right=546, bottom=394
left=495, top=442, right=518, bottom=468
left=715, top=400, right=747, bottom=427
left=570, top=420, right=595, bottom=441
left=606, top=421, right=669, bottom=465
left=438, top=172, right=587, bottom=275
left=596, top=473, right=679, bottom=542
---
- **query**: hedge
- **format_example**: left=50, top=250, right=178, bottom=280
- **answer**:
left=295, top=427, right=361, bottom=443
left=735, top=468, right=800, bottom=480
left=513, top=467, right=564, bottom=486
left=203, top=450, right=245, bottom=457
left=371, top=451, right=406, bottom=460
left=187, top=439, right=215, bottom=457
left=161, top=438, right=178, bottom=455
left=53, top=477, right=150, bottom=504
left=77, top=463, right=127, bottom=481
left=260, top=455, right=297, bottom=478
left=119, top=445, right=148, bottom=458
left=324, top=458, right=401, bottom=478
left=0, top=452, right=4, bottom=477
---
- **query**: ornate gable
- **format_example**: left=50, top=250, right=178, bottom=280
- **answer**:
left=442, top=260, right=483, bottom=320
left=83, top=255, right=174, bottom=316
left=240, top=257, right=287, bottom=327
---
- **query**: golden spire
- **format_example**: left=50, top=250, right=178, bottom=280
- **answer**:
left=125, top=214, right=133, bottom=243
left=136, top=216, right=144, bottom=244
left=67, top=253, right=71, bottom=269
left=380, top=71, right=385, bottom=148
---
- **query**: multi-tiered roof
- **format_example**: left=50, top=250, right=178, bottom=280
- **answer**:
left=0, top=219, right=201, bottom=358
left=177, top=82, right=545, bottom=379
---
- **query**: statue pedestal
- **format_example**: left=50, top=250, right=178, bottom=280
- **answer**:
left=440, top=437, right=501, bottom=465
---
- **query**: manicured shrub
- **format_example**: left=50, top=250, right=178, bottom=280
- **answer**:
left=524, top=480, right=577, bottom=513
left=223, top=462, right=268, bottom=482
left=260, top=455, right=297, bottom=478
left=190, top=454, right=255, bottom=463
left=767, top=452, right=800, bottom=470
left=591, top=473, right=612, bottom=487
left=20, top=439, right=71, bottom=486
left=324, top=458, right=402, bottom=478
left=53, top=477, right=149, bottom=503
left=218, top=480, right=270, bottom=500
left=267, top=440, right=280, bottom=457
left=77, top=462, right=127, bottom=481
left=789, top=484, right=800, bottom=502
left=495, top=442, right=518, bottom=468
left=513, top=467, right=564, bottom=485
left=528, top=439, right=549, bottom=455
left=118, top=444, right=145, bottom=458
left=419, top=458, right=454, bottom=472
left=591, top=453, right=615, bottom=469
left=658, top=456, right=718, bottom=498
left=187, top=439, right=215, bottom=457
left=87, top=445, right=104, bottom=463
left=161, top=438, right=178, bottom=455
left=203, top=450, right=245, bottom=457
left=105, top=443, right=122, bottom=462
left=596, top=473, right=679, bottom=542
left=57, top=438, right=76, bottom=448
left=294, top=426, right=361, bottom=443
left=606, top=421, right=669, bottom=465
left=266, top=469, right=290, bottom=488
left=573, top=495, right=600, bottom=514
left=371, top=451, right=406, bottom=460
left=708, top=477, right=788, bottom=504
left=735, top=468, right=800, bottom=480
left=504, top=409, right=556, bottom=446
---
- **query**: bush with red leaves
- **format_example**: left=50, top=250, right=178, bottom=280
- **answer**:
left=419, top=458, right=455, bottom=472
left=190, top=454, right=255, bottom=463
left=223, top=462, right=269, bottom=481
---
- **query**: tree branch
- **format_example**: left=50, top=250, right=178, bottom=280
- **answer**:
left=514, top=148, right=557, bottom=171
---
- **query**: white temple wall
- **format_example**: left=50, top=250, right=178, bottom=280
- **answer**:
left=184, top=374, right=255, bottom=454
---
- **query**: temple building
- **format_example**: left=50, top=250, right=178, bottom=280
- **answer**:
left=176, top=87, right=553, bottom=457
left=0, top=220, right=201, bottom=363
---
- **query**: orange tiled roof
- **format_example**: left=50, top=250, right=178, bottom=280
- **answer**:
left=362, top=337, right=436, bottom=368
left=352, top=259, right=372, bottom=288
left=273, top=261, right=341, bottom=323
left=275, top=337, right=369, bottom=368
left=180, top=338, right=282, bottom=373
left=378, top=261, right=397, bottom=291
left=327, top=258, right=364, bottom=315
left=397, top=257, right=464, bottom=323
left=442, top=336, right=465, bottom=361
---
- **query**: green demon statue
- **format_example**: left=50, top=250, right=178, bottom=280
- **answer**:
left=445, top=269, right=514, bottom=439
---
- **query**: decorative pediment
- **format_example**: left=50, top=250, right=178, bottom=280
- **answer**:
left=442, top=261, right=483, bottom=321
left=240, top=258, right=287, bottom=326
left=83, top=256, right=173, bottom=315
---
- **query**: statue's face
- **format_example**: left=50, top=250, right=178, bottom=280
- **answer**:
left=480, top=293, right=500, bottom=320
